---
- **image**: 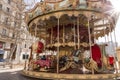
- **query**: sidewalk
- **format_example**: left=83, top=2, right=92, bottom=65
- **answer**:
left=0, top=67, right=23, bottom=73
left=0, top=63, right=24, bottom=73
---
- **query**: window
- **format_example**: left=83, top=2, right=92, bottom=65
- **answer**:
left=6, top=7, right=10, bottom=12
left=5, top=17, right=8, bottom=25
left=0, top=4, right=2, bottom=10
left=23, top=54, right=29, bottom=59
left=0, top=43, right=3, bottom=48
left=14, top=21, right=16, bottom=27
left=25, top=44, right=26, bottom=48
left=8, top=0, right=11, bottom=4
left=2, top=29, right=6, bottom=36
left=12, top=33, right=15, bottom=38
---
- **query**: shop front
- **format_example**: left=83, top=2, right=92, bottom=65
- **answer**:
left=0, top=42, right=5, bottom=62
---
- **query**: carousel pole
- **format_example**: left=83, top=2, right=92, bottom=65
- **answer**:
left=35, top=24, right=37, bottom=38
left=35, top=24, right=39, bottom=59
left=107, top=32, right=110, bottom=43
left=108, top=23, right=118, bottom=73
left=102, top=19, right=108, bottom=70
left=57, top=17, right=60, bottom=74
left=113, top=26, right=119, bottom=71
left=63, top=25, right=65, bottom=46
left=113, top=27, right=117, bottom=49
left=27, top=46, right=33, bottom=70
left=73, top=20, right=76, bottom=50
left=112, top=24, right=118, bottom=51
left=51, top=28, right=53, bottom=44
left=87, top=17, right=94, bottom=74
left=103, top=20, right=107, bottom=43
left=97, top=34, right=100, bottom=43
left=102, top=0, right=107, bottom=70
left=77, top=17, right=80, bottom=49
left=93, top=31, right=96, bottom=43
left=45, top=26, right=47, bottom=50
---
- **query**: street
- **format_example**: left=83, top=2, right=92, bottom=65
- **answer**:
left=0, top=71, right=50, bottom=80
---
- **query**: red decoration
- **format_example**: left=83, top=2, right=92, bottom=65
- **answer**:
left=109, top=56, right=114, bottom=65
left=91, top=44, right=102, bottom=67
left=32, top=41, right=44, bottom=54
left=37, top=41, right=44, bottom=53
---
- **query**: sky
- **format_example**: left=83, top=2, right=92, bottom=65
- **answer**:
left=23, top=0, right=120, bottom=46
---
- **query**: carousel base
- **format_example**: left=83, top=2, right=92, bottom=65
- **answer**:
left=21, top=70, right=120, bottom=80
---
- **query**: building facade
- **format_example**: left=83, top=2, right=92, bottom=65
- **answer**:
left=0, top=0, right=35, bottom=64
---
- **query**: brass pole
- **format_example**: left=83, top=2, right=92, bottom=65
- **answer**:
left=102, top=19, right=107, bottom=70
left=73, top=21, right=76, bottom=50
left=113, top=25, right=119, bottom=71
left=35, top=24, right=37, bottom=37
left=63, top=25, right=65, bottom=44
left=109, top=23, right=118, bottom=73
left=103, top=19, right=107, bottom=43
left=87, top=18, right=94, bottom=74
left=51, top=28, right=53, bottom=44
left=77, top=17, right=80, bottom=49
left=57, top=17, right=60, bottom=74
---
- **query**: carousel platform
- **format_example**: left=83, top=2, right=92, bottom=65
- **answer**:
left=21, top=70, right=120, bottom=80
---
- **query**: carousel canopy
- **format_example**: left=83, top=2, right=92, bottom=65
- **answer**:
left=25, top=0, right=118, bottom=46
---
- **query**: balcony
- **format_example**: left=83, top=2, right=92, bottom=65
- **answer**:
left=0, top=22, right=15, bottom=30
left=0, top=33, right=16, bottom=42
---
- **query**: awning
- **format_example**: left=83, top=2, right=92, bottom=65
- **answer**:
left=0, top=50, right=5, bottom=54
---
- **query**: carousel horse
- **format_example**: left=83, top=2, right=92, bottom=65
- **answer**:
left=83, top=58, right=98, bottom=72
left=60, top=49, right=83, bottom=72
left=60, top=49, right=99, bottom=72
left=59, top=56, right=74, bottom=72
left=59, top=55, right=68, bottom=68
left=72, top=50, right=83, bottom=64
left=83, top=49, right=98, bottom=72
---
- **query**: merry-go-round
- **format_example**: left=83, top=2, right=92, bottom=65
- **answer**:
left=21, top=0, right=120, bottom=79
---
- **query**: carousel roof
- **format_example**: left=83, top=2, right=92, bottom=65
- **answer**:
left=25, top=0, right=117, bottom=39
